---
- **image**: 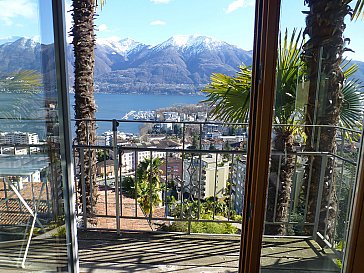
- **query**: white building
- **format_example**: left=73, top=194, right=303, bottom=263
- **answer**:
left=0, top=132, right=39, bottom=145
left=120, top=139, right=182, bottom=174
left=183, top=154, right=229, bottom=199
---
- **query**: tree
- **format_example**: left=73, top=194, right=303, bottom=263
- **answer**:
left=136, top=157, right=164, bottom=215
left=71, top=0, right=105, bottom=220
left=202, top=28, right=364, bottom=236
left=301, top=0, right=363, bottom=241
left=203, top=29, right=304, bottom=235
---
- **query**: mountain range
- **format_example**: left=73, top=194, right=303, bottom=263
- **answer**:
left=0, top=36, right=363, bottom=94
left=0, top=35, right=251, bottom=94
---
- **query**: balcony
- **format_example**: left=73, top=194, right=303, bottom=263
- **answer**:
left=0, top=120, right=359, bottom=272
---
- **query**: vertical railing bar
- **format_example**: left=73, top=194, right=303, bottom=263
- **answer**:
left=332, top=158, right=345, bottom=249
left=343, top=163, right=355, bottom=249
left=311, top=47, right=323, bottom=149
left=180, top=123, right=186, bottom=220
left=323, top=155, right=336, bottom=243
left=304, top=156, right=314, bottom=221
left=273, top=155, right=282, bottom=222
left=149, top=150, right=153, bottom=220
left=227, top=153, right=235, bottom=221
left=80, top=147, right=87, bottom=229
left=17, top=180, right=22, bottom=213
left=164, top=154, right=168, bottom=217
left=103, top=148, right=108, bottom=216
left=31, top=179, right=35, bottom=208
left=340, top=128, right=345, bottom=157
left=134, top=150, right=138, bottom=218
left=45, top=179, right=51, bottom=215
left=288, top=154, right=299, bottom=224
left=315, top=127, right=322, bottom=152
left=88, top=146, right=94, bottom=218
left=4, top=180, right=9, bottom=211
left=212, top=153, right=218, bottom=220
left=119, top=150, right=123, bottom=217
left=197, top=153, right=203, bottom=220
left=113, top=119, right=120, bottom=235
left=73, top=145, right=79, bottom=216
left=313, top=154, right=327, bottom=240
left=197, top=123, right=203, bottom=220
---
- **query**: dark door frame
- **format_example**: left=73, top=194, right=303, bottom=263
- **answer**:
left=239, top=0, right=281, bottom=272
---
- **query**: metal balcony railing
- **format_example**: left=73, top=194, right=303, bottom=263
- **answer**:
left=69, top=118, right=361, bottom=257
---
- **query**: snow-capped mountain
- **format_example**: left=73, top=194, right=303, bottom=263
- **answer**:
left=153, top=35, right=227, bottom=52
left=1, top=35, right=363, bottom=94
left=97, top=37, right=146, bottom=56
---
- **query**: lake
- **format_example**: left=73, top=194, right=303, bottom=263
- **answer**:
left=72, top=93, right=206, bottom=134
left=0, top=92, right=205, bottom=137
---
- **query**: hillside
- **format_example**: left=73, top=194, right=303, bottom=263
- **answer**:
left=1, top=36, right=364, bottom=94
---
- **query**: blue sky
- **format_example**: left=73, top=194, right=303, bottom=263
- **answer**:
left=0, top=0, right=363, bottom=60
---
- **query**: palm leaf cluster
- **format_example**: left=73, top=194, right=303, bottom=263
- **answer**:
left=136, top=157, right=164, bottom=215
left=203, top=29, right=304, bottom=127
left=202, top=29, right=364, bottom=131
left=202, top=66, right=251, bottom=124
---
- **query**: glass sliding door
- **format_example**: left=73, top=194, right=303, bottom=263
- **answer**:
left=256, top=1, right=364, bottom=272
left=0, top=0, right=75, bottom=271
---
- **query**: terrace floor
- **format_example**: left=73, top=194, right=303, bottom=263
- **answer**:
left=0, top=230, right=340, bottom=273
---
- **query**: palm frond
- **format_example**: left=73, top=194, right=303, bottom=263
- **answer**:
left=202, top=66, right=251, bottom=124
left=275, top=28, right=304, bottom=125
left=93, top=0, right=106, bottom=9
left=201, top=29, right=304, bottom=127
left=340, top=79, right=364, bottom=128
left=352, top=0, right=364, bottom=20
left=342, top=59, right=358, bottom=78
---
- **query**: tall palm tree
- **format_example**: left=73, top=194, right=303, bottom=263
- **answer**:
left=71, top=0, right=105, bottom=220
left=203, top=30, right=304, bottom=235
left=301, top=0, right=363, bottom=241
left=202, top=29, right=363, bottom=235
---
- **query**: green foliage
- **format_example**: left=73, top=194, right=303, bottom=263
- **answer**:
left=52, top=226, right=67, bottom=238
left=164, top=217, right=238, bottom=234
left=275, top=28, right=304, bottom=125
left=136, top=157, right=164, bottom=215
left=97, top=150, right=110, bottom=162
left=202, top=29, right=304, bottom=129
left=122, top=176, right=135, bottom=196
left=202, top=66, right=251, bottom=124
left=339, top=79, right=364, bottom=129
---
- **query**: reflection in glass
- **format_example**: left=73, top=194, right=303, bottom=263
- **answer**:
left=261, top=1, right=364, bottom=272
left=0, top=0, right=68, bottom=271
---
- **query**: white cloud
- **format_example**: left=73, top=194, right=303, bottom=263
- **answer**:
left=150, top=20, right=166, bottom=26
left=226, top=0, right=254, bottom=14
left=98, top=24, right=108, bottom=32
left=0, top=0, right=37, bottom=26
left=150, top=0, right=171, bottom=4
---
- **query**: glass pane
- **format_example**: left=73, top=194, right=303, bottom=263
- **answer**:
left=0, top=1, right=69, bottom=271
left=261, top=1, right=364, bottom=272
left=69, top=0, right=255, bottom=271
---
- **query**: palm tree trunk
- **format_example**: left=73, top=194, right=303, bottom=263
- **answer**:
left=302, top=0, right=348, bottom=241
left=265, top=129, right=295, bottom=235
left=71, top=0, right=98, bottom=219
